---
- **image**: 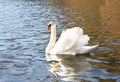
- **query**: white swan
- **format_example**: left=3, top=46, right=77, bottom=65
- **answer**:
left=46, top=21, right=98, bottom=55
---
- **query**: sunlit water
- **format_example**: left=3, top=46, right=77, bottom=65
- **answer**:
left=0, top=0, right=120, bottom=82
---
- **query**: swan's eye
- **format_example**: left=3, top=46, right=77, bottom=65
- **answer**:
left=48, top=24, right=51, bottom=27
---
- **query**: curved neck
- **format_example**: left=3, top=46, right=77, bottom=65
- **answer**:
left=46, top=24, right=56, bottom=54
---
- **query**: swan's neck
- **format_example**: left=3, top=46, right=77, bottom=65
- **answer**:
left=46, top=24, right=56, bottom=54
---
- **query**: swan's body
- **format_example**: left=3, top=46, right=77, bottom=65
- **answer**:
left=46, top=21, right=98, bottom=55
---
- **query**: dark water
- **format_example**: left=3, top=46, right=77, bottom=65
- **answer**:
left=0, top=0, right=120, bottom=82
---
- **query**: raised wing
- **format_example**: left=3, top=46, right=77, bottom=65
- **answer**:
left=51, top=27, right=90, bottom=54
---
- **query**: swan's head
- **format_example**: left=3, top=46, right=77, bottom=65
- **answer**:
left=47, top=21, right=56, bottom=30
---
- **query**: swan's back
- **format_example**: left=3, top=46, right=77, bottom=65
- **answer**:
left=51, top=27, right=90, bottom=54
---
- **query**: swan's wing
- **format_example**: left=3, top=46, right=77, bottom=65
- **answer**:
left=77, top=44, right=99, bottom=54
left=51, top=27, right=90, bottom=54
left=61, top=27, right=90, bottom=49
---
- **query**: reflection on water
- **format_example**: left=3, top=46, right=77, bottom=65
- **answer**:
left=56, top=54, right=91, bottom=81
left=49, top=54, right=120, bottom=82
left=0, top=0, right=120, bottom=82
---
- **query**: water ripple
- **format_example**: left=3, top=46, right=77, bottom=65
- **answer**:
left=0, top=0, right=120, bottom=82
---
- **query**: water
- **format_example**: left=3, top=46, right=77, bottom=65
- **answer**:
left=0, top=0, right=120, bottom=82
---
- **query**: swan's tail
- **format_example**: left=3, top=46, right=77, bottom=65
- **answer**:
left=78, top=44, right=99, bottom=54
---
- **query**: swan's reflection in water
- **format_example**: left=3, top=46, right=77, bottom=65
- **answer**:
left=46, top=54, right=92, bottom=82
